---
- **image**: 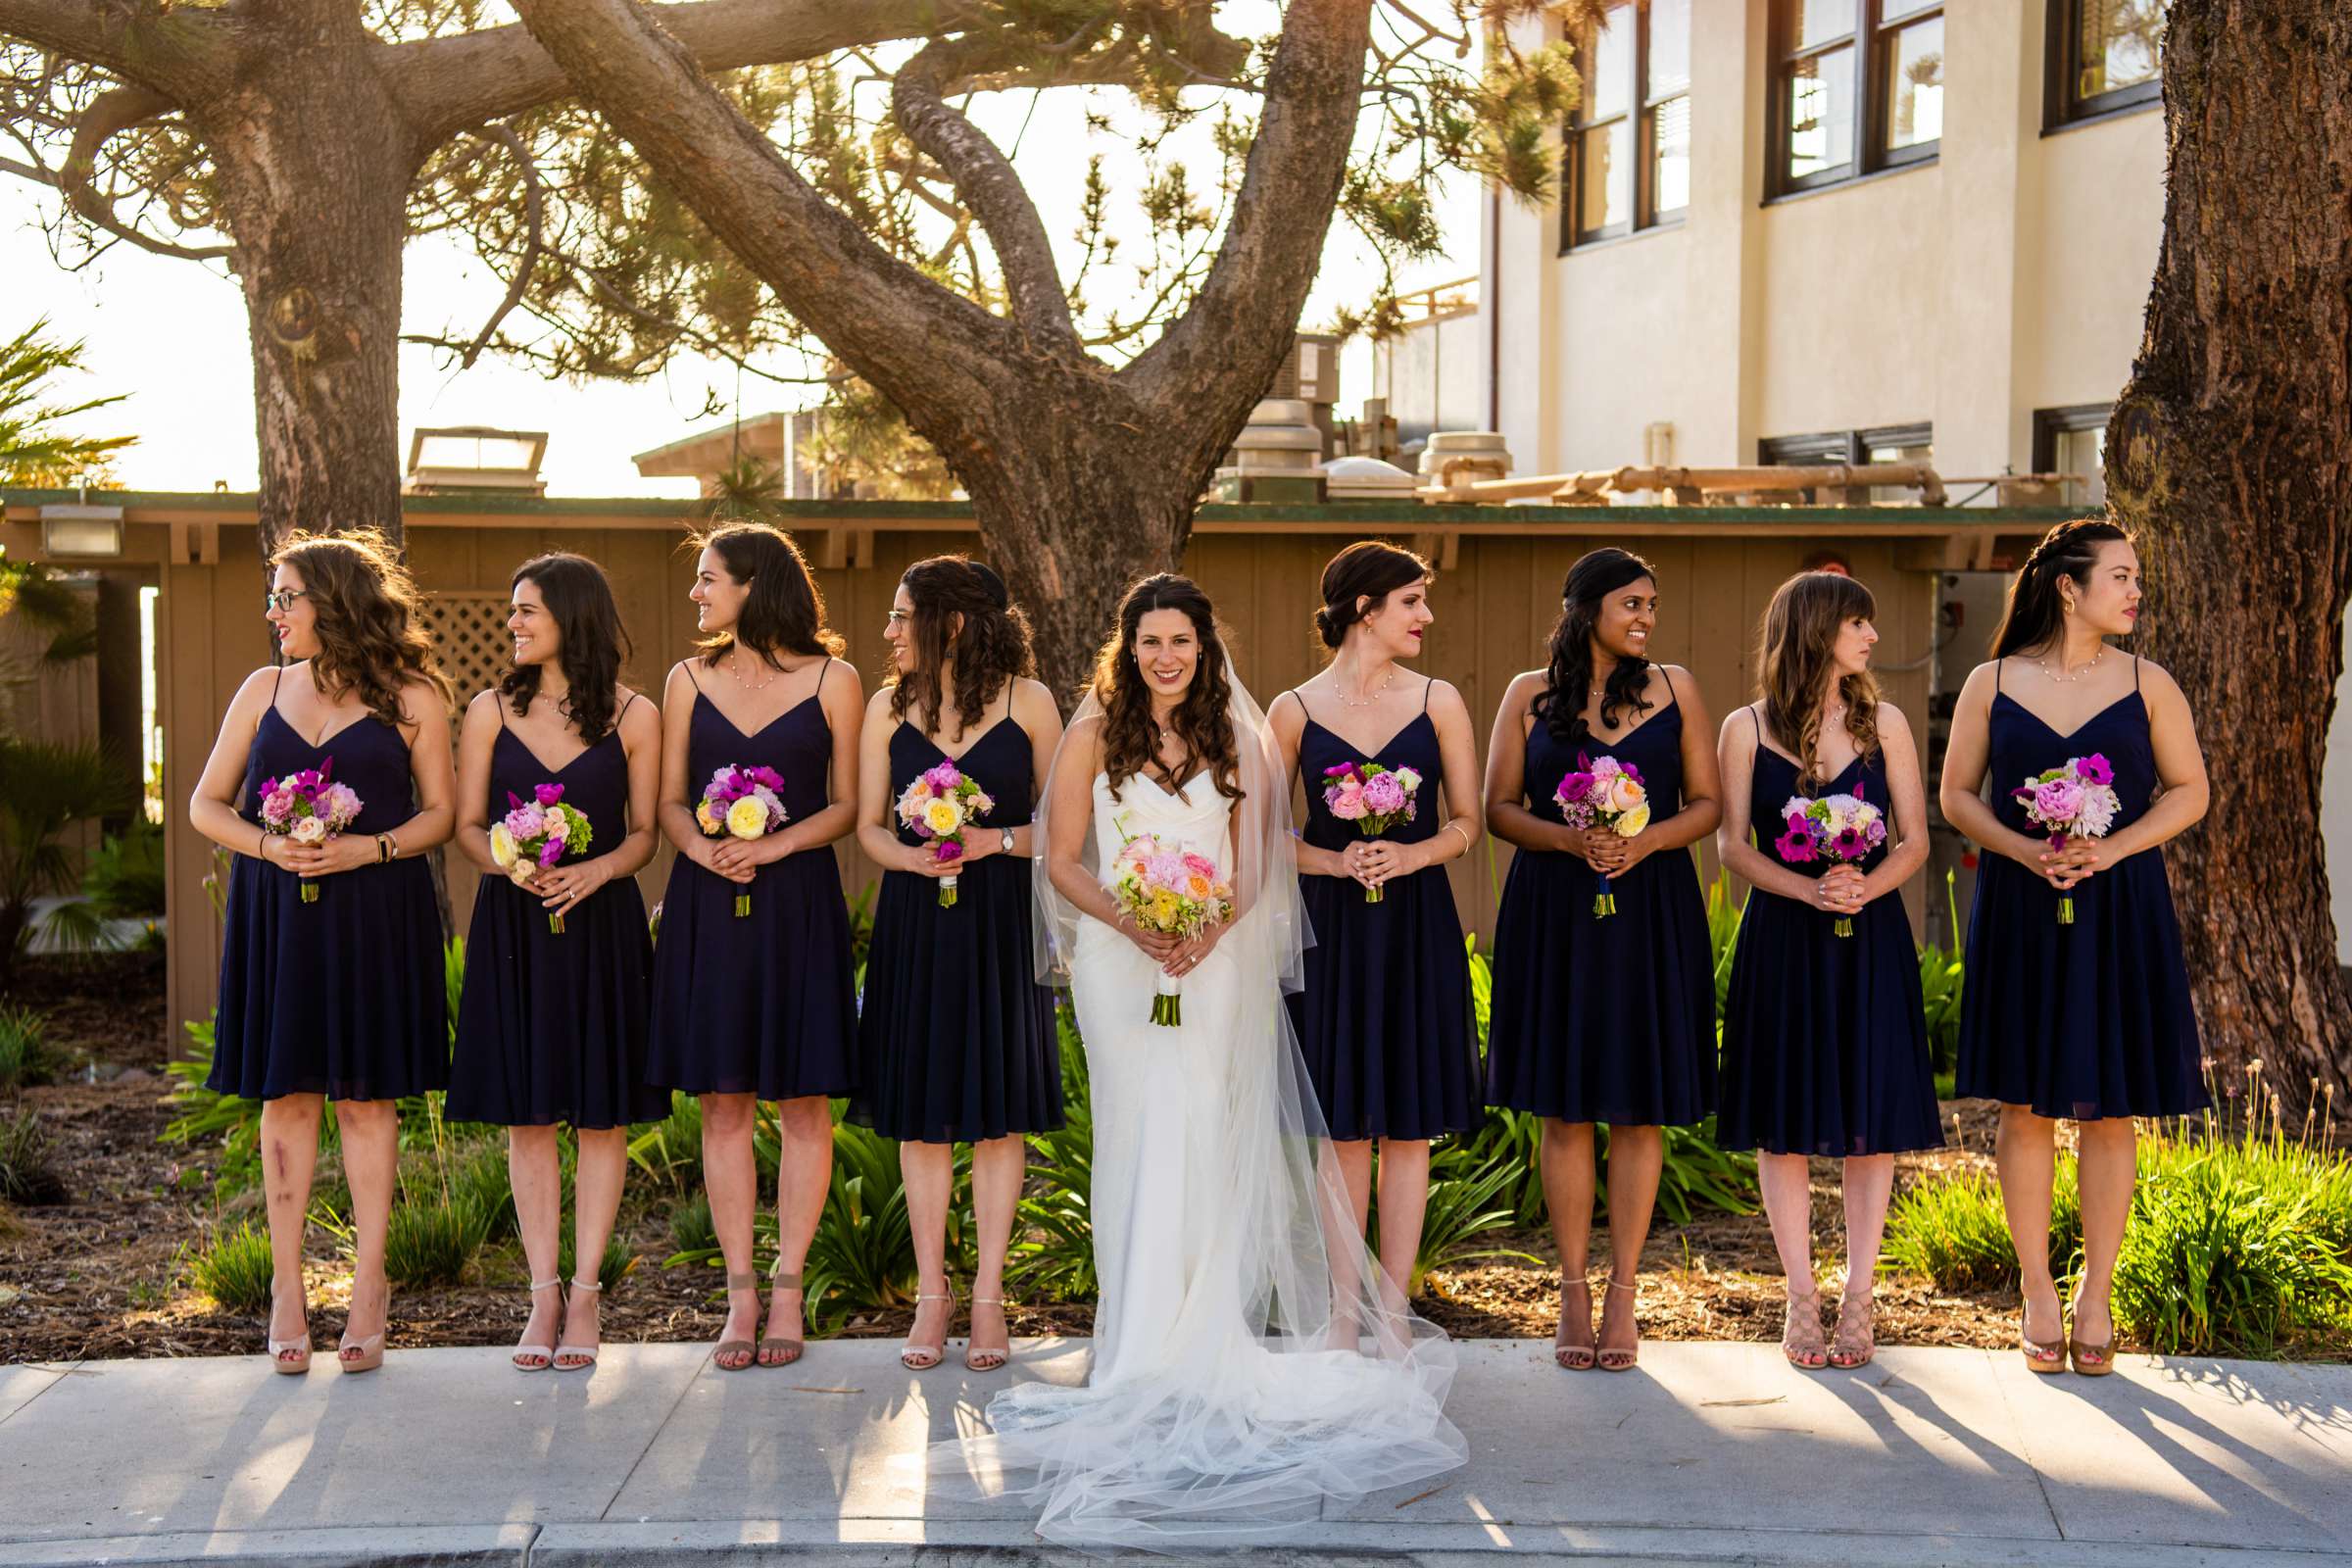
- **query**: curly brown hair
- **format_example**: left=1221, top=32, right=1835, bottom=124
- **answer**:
left=1090, top=573, right=1244, bottom=806
left=887, top=557, right=1035, bottom=735
left=692, top=521, right=847, bottom=668
left=271, top=528, right=454, bottom=730
left=1756, top=570, right=1882, bottom=794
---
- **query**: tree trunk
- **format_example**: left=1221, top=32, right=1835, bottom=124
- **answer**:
left=2108, top=0, right=2352, bottom=1121
left=198, top=16, right=415, bottom=558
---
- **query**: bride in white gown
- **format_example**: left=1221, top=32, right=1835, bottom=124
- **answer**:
left=936, top=573, right=1464, bottom=1550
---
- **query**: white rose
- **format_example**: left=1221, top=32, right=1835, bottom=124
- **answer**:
left=290, top=816, right=327, bottom=845
left=488, top=823, right=518, bottom=867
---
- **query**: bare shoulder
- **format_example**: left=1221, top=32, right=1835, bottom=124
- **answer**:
left=1424, top=677, right=1473, bottom=722
left=1499, top=668, right=1546, bottom=710
left=1717, top=700, right=1760, bottom=749
left=1657, top=662, right=1708, bottom=716
left=1874, top=700, right=1915, bottom=741
left=1010, top=675, right=1058, bottom=720
left=397, top=675, right=454, bottom=728
left=824, top=656, right=865, bottom=697
left=2132, top=655, right=2185, bottom=702
left=862, top=682, right=900, bottom=722
left=615, top=686, right=661, bottom=738
left=662, top=659, right=700, bottom=697
left=460, top=688, right=503, bottom=729
left=1953, top=659, right=2003, bottom=710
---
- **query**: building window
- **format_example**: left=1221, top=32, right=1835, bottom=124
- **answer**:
left=1761, top=423, right=1934, bottom=502
left=2032, top=404, right=2111, bottom=507
left=1769, top=1, right=1943, bottom=198
left=1563, top=0, right=1691, bottom=249
left=2046, top=0, right=2162, bottom=129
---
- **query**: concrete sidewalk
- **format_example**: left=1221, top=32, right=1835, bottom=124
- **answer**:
left=0, top=1338, right=2346, bottom=1565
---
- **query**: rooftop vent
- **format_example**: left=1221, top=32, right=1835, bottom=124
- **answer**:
left=405, top=426, right=549, bottom=497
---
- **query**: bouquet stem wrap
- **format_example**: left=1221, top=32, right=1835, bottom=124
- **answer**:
left=939, top=872, right=960, bottom=909
left=1592, top=873, right=1616, bottom=919
left=1152, top=971, right=1182, bottom=1027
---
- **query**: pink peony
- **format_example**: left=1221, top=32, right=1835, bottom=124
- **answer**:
left=1330, top=788, right=1368, bottom=821
left=1361, top=773, right=1406, bottom=815
left=2033, top=777, right=2085, bottom=823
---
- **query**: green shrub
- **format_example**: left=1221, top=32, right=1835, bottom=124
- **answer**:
left=669, top=1193, right=716, bottom=1256
left=560, top=1232, right=636, bottom=1294
left=1402, top=1133, right=1541, bottom=1296
left=1884, top=1159, right=2082, bottom=1292
left=1011, top=1005, right=1097, bottom=1300
left=1918, top=871, right=1966, bottom=1078
left=450, top=1141, right=517, bottom=1243
left=188, top=1220, right=273, bottom=1312
left=0, top=1004, right=57, bottom=1090
left=384, top=1194, right=491, bottom=1287
left=0, top=1104, right=66, bottom=1204
left=83, top=820, right=166, bottom=918
left=2114, top=1146, right=2352, bottom=1356
left=627, top=1093, right=704, bottom=1194
left=1705, top=869, right=1741, bottom=1024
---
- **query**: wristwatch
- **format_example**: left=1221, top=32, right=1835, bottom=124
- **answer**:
left=1000, top=826, right=1015, bottom=856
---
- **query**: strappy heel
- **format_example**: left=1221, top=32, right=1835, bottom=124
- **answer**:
left=513, top=1278, right=561, bottom=1372
left=554, top=1277, right=603, bottom=1371
left=902, top=1288, right=954, bottom=1371
left=1553, top=1274, right=1596, bottom=1371
left=1828, top=1284, right=1875, bottom=1369
left=266, top=1279, right=311, bottom=1376
left=1597, top=1275, right=1641, bottom=1372
left=1782, top=1282, right=1828, bottom=1370
left=2020, top=1295, right=2066, bottom=1374
left=758, top=1264, right=805, bottom=1368
left=965, top=1296, right=1010, bottom=1372
left=713, top=1270, right=760, bottom=1372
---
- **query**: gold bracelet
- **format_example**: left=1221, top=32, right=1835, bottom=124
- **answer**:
left=1445, top=821, right=1473, bottom=856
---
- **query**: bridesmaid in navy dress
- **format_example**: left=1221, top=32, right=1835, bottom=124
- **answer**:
left=852, top=557, right=1064, bottom=1374
left=448, top=554, right=664, bottom=1372
left=1941, top=519, right=2209, bottom=1376
left=1715, top=571, right=1942, bottom=1373
left=648, top=522, right=864, bottom=1372
left=187, top=528, right=456, bottom=1375
left=1483, top=548, right=1719, bottom=1372
left=1270, top=541, right=1482, bottom=1318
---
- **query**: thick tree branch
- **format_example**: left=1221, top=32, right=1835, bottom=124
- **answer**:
left=390, top=0, right=983, bottom=156
left=1121, top=0, right=1373, bottom=425
left=892, top=34, right=1075, bottom=347
left=0, top=0, right=238, bottom=101
left=53, top=82, right=229, bottom=261
left=507, top=0, right=1021, bottom=451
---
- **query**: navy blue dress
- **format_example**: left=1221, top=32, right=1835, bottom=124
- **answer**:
left=1285, top=688, right=1480, bottom=1141
left=1484, top=673, right=1715, bottom=1125
left=849, top=700, right=1061, bottom=1144
left=447, top=698, right=664, bottom=1130
left=208, top=671, right=449, bottom=1102
left=1717, top=727, right=1943, bottom=1156
left=1957, top=657, right=2206, bottom=1119
left=646, top=665, right=858, bottom=1100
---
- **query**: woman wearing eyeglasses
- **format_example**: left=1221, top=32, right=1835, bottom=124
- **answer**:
left=187, top=528, right=457, bottom=1377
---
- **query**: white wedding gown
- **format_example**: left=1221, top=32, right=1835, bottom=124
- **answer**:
left=953, top=770, right=1466, bottom=1550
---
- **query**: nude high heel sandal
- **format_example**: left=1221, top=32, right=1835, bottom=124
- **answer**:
left=513, top=1278, right=561, bottom=1371
left=901, top=1289, right=954, bottom=1371
left=554, top=1277, right=603, bottom=1371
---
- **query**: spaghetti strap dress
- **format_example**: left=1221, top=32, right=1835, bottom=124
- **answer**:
left=447, top=695, right=664, bottom=1129
left=1956, top=657, right=2206, bottom=1119
left=207, top=668, right=449, bottom=1102
left=850, top=694, right=1062, bottom=1143
left=1484, top=671, right=1715, bottom=1126
left=646, top=662, right=858, bottom=1100
left=1716, top=717, right=1944, bottom=1156
left=1284, top=684, right=1480, bottom=1140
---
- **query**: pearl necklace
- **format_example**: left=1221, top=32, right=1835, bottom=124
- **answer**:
left=1336, top=664, right=1395, bottom=708
left=727, top=649, right=776, bottom=692
left=2036, top=648, right=2105, bottom=684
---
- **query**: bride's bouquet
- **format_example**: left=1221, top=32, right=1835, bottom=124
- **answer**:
left=1109, top=831, right=1234, bottom=1026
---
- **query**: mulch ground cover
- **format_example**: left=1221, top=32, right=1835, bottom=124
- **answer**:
left=0, top=955, right=2034, bottom=1364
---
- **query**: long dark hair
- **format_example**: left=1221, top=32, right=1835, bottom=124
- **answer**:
left=1756, top=571, right=1882, bottom=794
left=272, top=527, right=454, bottom=729
left=500, top=553, right=631, bottom=743
left=1532, top=548, right=1656, bottom=742
left=1090, top=573, right=1245, bottom=805
left=692, top=520, right=845, bottom=668
left=1991, top=517, right=2132, bottom=658
left=1313, top=539, right=1432, bottom=649
left=888, top=556, right=1036, bottom=735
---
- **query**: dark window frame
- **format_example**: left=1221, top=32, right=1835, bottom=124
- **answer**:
left=1560, top=0, right=1691, bottom=253
left=2032, top=403, right=2112, bottom=504
left=1765, top=0, right=1945, bottom=200
left=1759, top=421, right=1934, bottom=467
left=2043, top=0, right=2162, bottom=132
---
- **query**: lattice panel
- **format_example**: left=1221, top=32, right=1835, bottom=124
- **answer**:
left=422, top=593, right=513, bottom=709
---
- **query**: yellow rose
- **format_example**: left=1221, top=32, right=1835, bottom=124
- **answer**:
left=923, top=798, right=964, bottom=836
left=489, top=823, right=518, bottom=867
left=695, top=801, right=721, bottom=835
left=1615, top=801, right=1651, bottom=837
left=726, top=797, right=769, bottom=841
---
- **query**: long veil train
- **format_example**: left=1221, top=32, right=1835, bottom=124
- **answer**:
left=927, top=660, right=1466, bottom=1550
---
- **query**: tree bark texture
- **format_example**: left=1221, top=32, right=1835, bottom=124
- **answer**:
left=2108, top=0, right=2352, bottom=1119
left=509, top=0, right=1374, bottom=700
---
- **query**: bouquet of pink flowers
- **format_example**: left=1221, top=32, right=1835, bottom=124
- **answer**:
left=1775, top=781, right=1887, bottom=937
left=1109, top=830, right=1235, bottom=1026
left=490, top=783, right=595, bottom=934
left=695, top=763, right=787, bottom=917
left=1321, top=759, right=1423, bottom=904
left=259, top=759, right=363, bottom=905
left=895, top=760, right=995, bottom=908
left=2012, top=753, right=2120, bottom=926
left=1553, top=752, right=1650, bottom=918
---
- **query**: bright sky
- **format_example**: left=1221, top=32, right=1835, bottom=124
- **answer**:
left=2, top=14, right=1484, bottom=499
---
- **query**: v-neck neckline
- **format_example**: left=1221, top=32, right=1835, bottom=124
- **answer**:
left=699, top=690, right=819, bottom=742
left=1305, top=710, right=1430, bottom=762
left=498, top=724, right=601, bottom=778
left=269, top=706, right=377, bottom=753
left=1994, top=689, right=2140, bottom=745
left=906, top=715, right=1015, bottom=763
